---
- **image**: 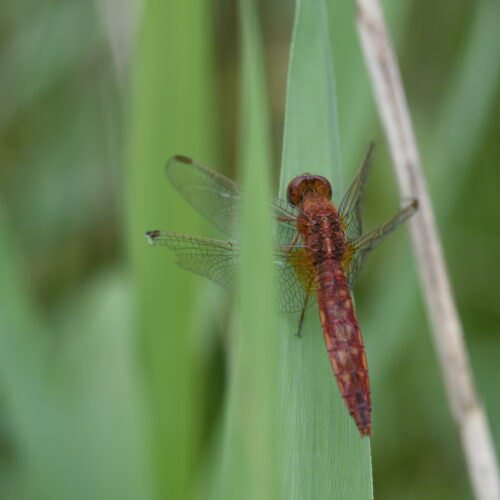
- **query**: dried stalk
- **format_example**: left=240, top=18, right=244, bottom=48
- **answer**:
left=355, top=0, right=500, bottom=499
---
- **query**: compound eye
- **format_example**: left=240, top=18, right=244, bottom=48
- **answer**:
left=287, top=177, right=307, bottom=205
left=286, top=175, right=332, bottom=206
left=312, top=176, right=332, bottom=200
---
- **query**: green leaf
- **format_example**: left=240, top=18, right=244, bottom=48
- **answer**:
left=211, top=1, right=280, bottom=498
left=125, top=1, right=218, bottom=498
left=278, top=0, right=373, bottom=498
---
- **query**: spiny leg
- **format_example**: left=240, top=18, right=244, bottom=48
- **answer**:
left=295, top=273, right=315, bottom=337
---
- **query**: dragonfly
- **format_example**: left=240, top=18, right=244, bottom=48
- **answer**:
left=145, top=144, right=417, bottom=436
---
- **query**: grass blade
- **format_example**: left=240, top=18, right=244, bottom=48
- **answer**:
left=125, top=2, right=218, bottom=498
left=278, top=0, right=373, bottom=498
left=212, top=1, right=280, bottom=498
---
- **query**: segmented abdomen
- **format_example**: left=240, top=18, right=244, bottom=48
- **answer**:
left=316, top=259, right=372, bottom=436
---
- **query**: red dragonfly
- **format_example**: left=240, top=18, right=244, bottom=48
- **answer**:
left=146, top=144, right=417, bottom=436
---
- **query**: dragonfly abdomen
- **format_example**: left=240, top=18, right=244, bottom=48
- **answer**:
left=316, top=259, right=372, bottom=436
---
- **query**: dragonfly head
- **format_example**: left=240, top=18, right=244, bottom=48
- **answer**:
left=286, top=174, right=332, bottom=207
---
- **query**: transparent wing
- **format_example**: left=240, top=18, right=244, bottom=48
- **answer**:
left=343, top=200, right=418, bottom=289
left=146, top=230, right=317, bottom=313
left=166, top=155, right=303, bottom=244
left=338, top=142, right=375, bottom=241
left=275, top=246, right=318, bottom=313
left=272, top=198, right=304, bottom=247
left=166, top=155, right=242, bottom=238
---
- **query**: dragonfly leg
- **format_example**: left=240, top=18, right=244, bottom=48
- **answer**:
left=276, top=216, right=297, bottom=224
left=295, top=304, right=306, bottom=337
left=288, top=230, right=300, bottom=249
left=295, top=274, right=314, bottom=337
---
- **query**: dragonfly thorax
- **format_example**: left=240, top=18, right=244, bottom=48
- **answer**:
left=303, top=212, right=346, bottom=263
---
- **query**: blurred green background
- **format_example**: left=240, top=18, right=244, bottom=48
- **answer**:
left=0, top=0, right=499, bottom=499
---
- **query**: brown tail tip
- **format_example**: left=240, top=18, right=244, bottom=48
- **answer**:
left=360, top=428, right=372, bottom=438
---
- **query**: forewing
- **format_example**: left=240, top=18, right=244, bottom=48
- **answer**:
left=338, top=143, right=375, bottom=241
left=343, top=200, right=418, bottom=289
left=166, top=155, right=302, bottom=247
left=166, top=156, right=242, bottom=238
left=146, top=231, right=239, bottom=291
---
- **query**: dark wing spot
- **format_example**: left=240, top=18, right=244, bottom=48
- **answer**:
left=175, top=155, right=193, bottom=164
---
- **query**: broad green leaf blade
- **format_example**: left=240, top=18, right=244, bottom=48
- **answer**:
left=278, top=0, right=373, bottom=498
left=213, top=1, right=280, bottom=498
left=279, top=0, right=342, bottom=202
left=237, top=1, right=280, bottom=497
left=125, top=2, right=218, bottom=499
